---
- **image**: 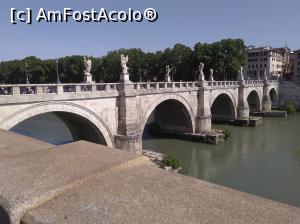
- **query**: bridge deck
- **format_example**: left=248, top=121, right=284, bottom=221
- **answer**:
left=0, top=130, right=299, bottom=224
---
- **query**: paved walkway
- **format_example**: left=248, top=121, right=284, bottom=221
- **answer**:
left=0, top=130, right=300, bottom=224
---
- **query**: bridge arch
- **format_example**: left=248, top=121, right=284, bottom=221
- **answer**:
left=210, top=92, right=236, bottom=122
left=141, top=94, right=195, bottom=134
left=269, top=88, right=278, bottom=107
left=0, top=102, right=114, bottom=147
left=247, top=90, right=261, bottom=113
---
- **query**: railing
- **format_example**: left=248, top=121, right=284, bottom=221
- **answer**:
left=207, top=81, right=239, bottom=87
left=244, top=80, right=265, bottom=85
left=267, top=80, right=279, bottom=84
left=133, top=82, right=199, bottom=91
left=0, top=80, right=279, bottom=96
left=244, top=80, right=279, bottom=86
left=0, top=83, right=120, bottom=96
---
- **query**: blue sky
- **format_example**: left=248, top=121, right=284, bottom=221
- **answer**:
left=0, top=0, right=299, bottom=61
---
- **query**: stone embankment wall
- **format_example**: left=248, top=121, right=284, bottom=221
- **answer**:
left=279, top=81, right=300, bottom=110
left=1, top=130, right=300, bottom=224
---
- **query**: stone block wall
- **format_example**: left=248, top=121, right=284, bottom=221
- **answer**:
left=279, top=81, right=300, bottom=109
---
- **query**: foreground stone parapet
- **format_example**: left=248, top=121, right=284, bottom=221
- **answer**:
left=22, top=162, right=300, bottom=224
left=0, top=129, right=53, bottom=158
left=0, top=130, right=300, bottom=224
left=0, top=138, right=141, bottom=224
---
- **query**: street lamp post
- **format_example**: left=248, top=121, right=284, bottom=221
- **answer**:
left=171, top=65, right=176, bottom=82
left=224, top=49, right=228, bottom=81
left=56, top=59, right=60, bottom=84
left=25, top=63, right=30, bottom=84
left=139, top=69, right=142, bottom=82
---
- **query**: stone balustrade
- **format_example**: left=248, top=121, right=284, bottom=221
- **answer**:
left=268, top=80, right=279, bottom=84
left=207, top=81, right=239, bottom=88
left=133, top=81, right=199, bottom=91
left=0, top=83, right=120, bottom=96
left=243, top=80, right=279, bottom=86
left=0, top=80, right=278, bottom=96
left=244, top=80, right=265, bottom=86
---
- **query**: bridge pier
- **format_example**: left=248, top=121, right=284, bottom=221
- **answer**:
left=195, top=84, right=212, bottom=133
left=237, top=82, right=250, bottom=119
left=114, top=133, right=142, bottom=154
left=262, top=82, right=272, bottom=112
left=115, top=77, right=142, bottom=154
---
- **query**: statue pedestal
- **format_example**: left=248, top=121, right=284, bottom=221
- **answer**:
left=118, top=72, right=133, bottom=92
left=165, top=75, right=171, bottom=82
left=120, top=72, right=131, bottom=83
left=84, top=73, right=93, bottom=84
left=198, top=74, right=205, bottom=82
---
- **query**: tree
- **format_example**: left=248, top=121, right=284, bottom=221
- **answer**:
left=0, top=38, right=247, bottom=84
left=194, top=39, right=246, bottom=80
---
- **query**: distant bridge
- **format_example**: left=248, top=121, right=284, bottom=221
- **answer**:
left=0, top=79, right=279, bottom=153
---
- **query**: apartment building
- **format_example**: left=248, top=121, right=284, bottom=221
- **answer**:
left=245, top=46, right=291, bottom=80
left=293, top=49, right=300, bottom=82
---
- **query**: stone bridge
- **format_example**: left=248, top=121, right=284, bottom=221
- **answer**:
left=0, top=79, right=279, bottom=153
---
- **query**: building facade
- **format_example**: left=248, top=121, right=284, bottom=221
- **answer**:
left=278, top=47, right=293, bottom=78
left=245, top=46, right=292, bottom=80
left=293, top=50, right=300, bottom=82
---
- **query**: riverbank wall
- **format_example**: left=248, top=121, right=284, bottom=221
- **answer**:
left=279, top=81, right=300, bottom=110
left=1, top=130, right=300, bottom=224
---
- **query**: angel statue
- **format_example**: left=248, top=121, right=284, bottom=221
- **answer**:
left=209, top=68, right=214, bottom=81
left=166, top=65, right=171, bottom=76
left=121, top=54, right=129, bottom=74
left=238, top=66, right=244, bottom=81
left=165, top=65, right=172, bottom=82
left=83, top=56, right=92, bottom=74
left=198, top=62, right=205, bottom=81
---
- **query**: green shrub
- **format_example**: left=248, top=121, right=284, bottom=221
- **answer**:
left=162, top=154, right=181, bottom=169
left=223, top=128, right=232, bottom=140
left=285, top=101, right=296, bottom=114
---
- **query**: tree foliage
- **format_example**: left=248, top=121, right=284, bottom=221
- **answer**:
left=0, top=39, right=247, bottom=84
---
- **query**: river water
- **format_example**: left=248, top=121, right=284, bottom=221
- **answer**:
left=11, top=113, right=300, bottom=208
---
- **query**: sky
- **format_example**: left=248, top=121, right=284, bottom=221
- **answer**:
left=0, top=0, right=299, bottom=62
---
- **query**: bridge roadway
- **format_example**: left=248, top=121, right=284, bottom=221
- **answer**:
left=0, top=79, right=279, bottom=153
left=0, top=130, right=299, bottom=224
